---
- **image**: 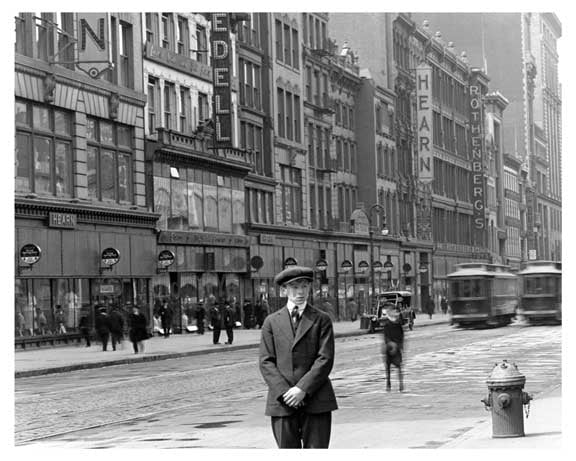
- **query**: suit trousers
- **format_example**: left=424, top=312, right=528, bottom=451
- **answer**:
left=271, top=411, right=331, bottom=448
left=213, top=328, right=221, bottom=344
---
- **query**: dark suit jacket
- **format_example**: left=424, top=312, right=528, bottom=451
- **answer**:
left=259, top=303, right=338, bottom=417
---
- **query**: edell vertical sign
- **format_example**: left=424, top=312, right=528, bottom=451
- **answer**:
left=416, top=64, right=433, bottom=183
left=469, top=79, right=486, bottom=243
left=211, top=13, right=233, bottom=148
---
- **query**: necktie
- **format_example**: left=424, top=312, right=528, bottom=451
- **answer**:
left=291, top=306, right=300, bottom=330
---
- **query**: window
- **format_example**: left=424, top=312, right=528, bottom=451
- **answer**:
left=247, top=187, right=273, bottom=224
left=86, top=117, right=133, bottom=204
left=177, top=15, right=189, bottom=55
left=305, top=66, right=312, bottom=102
left=308, top=123, right=315, bottom=167
left=239, top=59, right=261, bottom=110
left=179, top=86, right=191, bottom=134
left=240, top=121, right=264, bottom=175
left=153, top=164, right=245, bottom=234
left=198, top=92, right=209, bottom=125
left=117, top=21, right=133, bottom=88
left=294, top=95, right=301, bottom=142
left=195, top=25, right=208, bottom=64
left=292, top=28, right=299, bottom=69
left=275, top=18, right=299, bottom=69
left=164, top=82, right=175, bottom=129
left=145, top=13, right=156, bottom=44
left=280, top=165, right=303, bottom=225
left=275, top=20, right=283, bottom=60
left=15, top=100, right=73, bottom=197
left=277, top=88, right=285, bottom=138
left=161, top=13, right=173, bottom=49
left=283, top=24, right=291, bottom=66
left=148, top=76, right=159, bottom=133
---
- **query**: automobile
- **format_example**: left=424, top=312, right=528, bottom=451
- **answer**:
left=369, top=290, right=415, bottom=333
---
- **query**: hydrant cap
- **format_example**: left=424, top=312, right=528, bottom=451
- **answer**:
left=486, top=360, right=526, bottom=387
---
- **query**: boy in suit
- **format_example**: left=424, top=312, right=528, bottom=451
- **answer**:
left=259, top=265, right=338, bottom=449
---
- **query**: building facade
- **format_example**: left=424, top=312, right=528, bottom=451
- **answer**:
left=15, top=13, right=159, bottom=346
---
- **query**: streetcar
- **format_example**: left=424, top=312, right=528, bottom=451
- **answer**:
left=518, top=261, right=562, bottom=325
left=447, top=263, right=518, bottom=328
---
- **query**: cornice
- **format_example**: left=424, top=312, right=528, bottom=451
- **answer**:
left=15, top=197, right=160, bottom=229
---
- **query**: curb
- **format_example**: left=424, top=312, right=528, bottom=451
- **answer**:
left=441, top=383, right=562, bottom=448
left=15, top=319, right=447, bottom=378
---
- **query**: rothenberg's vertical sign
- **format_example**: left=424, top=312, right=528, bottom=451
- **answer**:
left=469, top=80, right=486, bottom=242
left=211, top=13, right=232, bottom=147
left=416, top=64, right=433, bottom=183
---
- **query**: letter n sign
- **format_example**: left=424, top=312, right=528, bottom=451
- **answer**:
left=416, top=64, right=433, bottom=183
left=77, top=13, right=110, bottom=78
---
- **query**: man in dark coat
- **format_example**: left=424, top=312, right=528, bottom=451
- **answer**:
left=108, top=306, right=124, bottom=351
left=95, top=307, right=111, bottom=351
left=440, top=296, right=448, bottom=315
left=210, top=303, right=222, bottom=345
left=259, top=266, right=338, bottom=449
left=382, top=304, right=405, bottom=392
left=426, top=296, right=435, bottom=319
left=128, top=305, right=148, bottom=354
left=223, top=303, right=235, bottom=344
left=158, top=301, right=173, bottom=338
left=79, top=314, right=91, bottom=347
left=195, top=300, right=205, bottom=335
left=243, top=299, right=253, bottom=329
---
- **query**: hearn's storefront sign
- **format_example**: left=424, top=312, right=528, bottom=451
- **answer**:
left=469, top=81, right=486, bottom=238
left=416, top=64, right=433, bottom=183
left=211, top=13, right=233, bottom=148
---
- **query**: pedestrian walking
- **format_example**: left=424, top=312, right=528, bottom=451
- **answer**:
left=347, top=298, right=358, bottom=322
left=79, top=314, right=91, bottom=347
left=95, top=306, right=110, bottom=351
left=108, top=306, right=124, bottom=351
left=440, top=296, right=448, bottom=315
left=259, top=265, right=337, bottom=449
left=128, top=305, right=148, bottom=354
left=231, top=296, right=241, bottom=328
left=242, top=299, right=253, bottom=329
left=195, top=300, right=205, bottom=335
left=210, top=302, right=222, bottom=344
left=158, top=301, right=173, bottom=338
left=257, top=297, right=269, bottom=329
left=382, top=303, right=405, bottom=392
left=223, top=303, right=235, bottom=344
left=426, top=296, right=435, bottom=319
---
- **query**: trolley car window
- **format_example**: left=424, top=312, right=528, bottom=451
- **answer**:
left=494, top=278, right=517, bottom=296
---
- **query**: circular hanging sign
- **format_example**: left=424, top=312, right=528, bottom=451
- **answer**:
left=250, top=255, right=264, bottom=270
left=20, top=244, right=42, bottom=265
left=340, top=260, right=353, bottom=273
left=358, top=260, right=370, bottom=272
left=101, top=247, right=120, bottom=266
left=372, top=261, right=383, bottom=272
left=284, top=257, right=298, bottom=267
left=315, top=259, right=328, bottom=271
left=384, top=260, right=394, bottom=271
left=402, top=263, right=412, bottom=273
left=158, top=250, right=175, bottom=268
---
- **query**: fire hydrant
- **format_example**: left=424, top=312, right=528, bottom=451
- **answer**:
left=481, top=360, right=533, bottom=438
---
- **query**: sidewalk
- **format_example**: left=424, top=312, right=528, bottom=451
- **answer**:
left=14, top=315, right=448, bottom=377
left=444, top=384, right=562, bottom=449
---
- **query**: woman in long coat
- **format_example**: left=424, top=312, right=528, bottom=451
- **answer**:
left=129, top=306, right=148, bottom=354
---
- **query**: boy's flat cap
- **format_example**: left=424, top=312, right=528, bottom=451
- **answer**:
left=274, top=266, right=314, bottom=286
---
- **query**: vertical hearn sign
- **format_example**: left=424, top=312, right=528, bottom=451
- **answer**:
left=469, top=79, right=485, bottom=244
left=211, top=13, right=233, bottom=148
left=416, top=64, right=433, bottom=183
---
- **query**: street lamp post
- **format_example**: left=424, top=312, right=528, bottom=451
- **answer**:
left=357, top=204, right=387, bottom=313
